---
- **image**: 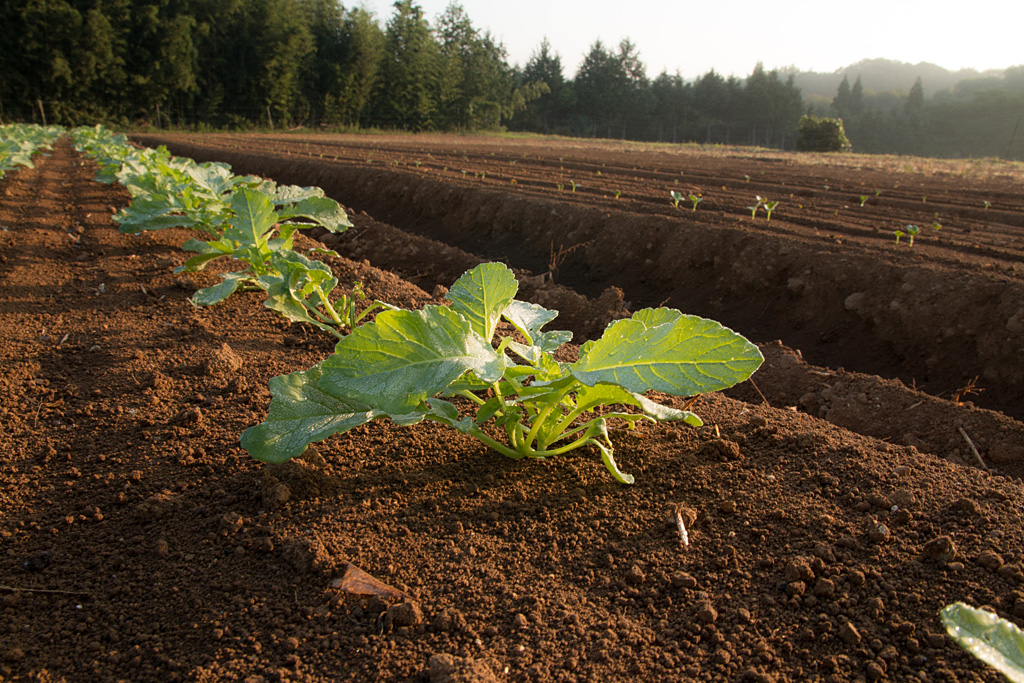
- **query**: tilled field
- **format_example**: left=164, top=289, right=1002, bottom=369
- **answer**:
left=2, top=135, right=1024, bottom=683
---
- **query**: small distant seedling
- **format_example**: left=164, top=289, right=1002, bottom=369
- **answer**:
left=932, top=221, right=942, bottom=231
left=922, top=196, right=927, bottom=203
left=670, top=190, right=683, bottom=208
left=748, top=196, right=764, bottom=218
left=895, top=225, right=921, bottom=246
left=570, top=180, right=580, bottom=193
left=984, top=200, right=991, bottom=211
left=557, top=183, right=564, bottom=192
left=461, top=170, right=468, bottom=177
left=763, top=200, right=779, bottom=222
left=414, top=160, right=422, bottom=167
left=744, top=174, right=751, bottom=182
left=688, top=193, right=703, bottom=211
left=875, top=189, right=882, bottom=196
left=614, top=190, right=622, bottom=199
left=859, top=195, right=869, bottom=207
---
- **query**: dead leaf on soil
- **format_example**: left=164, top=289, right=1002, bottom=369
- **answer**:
left=330, top=563, right=410, bottom=601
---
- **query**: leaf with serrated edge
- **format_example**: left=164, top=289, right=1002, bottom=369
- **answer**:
left=502, top=299, right=558, bottom=344
left=278, top=196, right=353, bottom=233
left=446, top=262, right=518, bottom=342
left=223, top=189, right=278, bottom=247
left=318, top=305, right=504, bottom=415
left=571, top=310, right=763, bottom=396
left=941, top=603, right=1024, bottom=683
left=241, top=365, right=390, bottom=464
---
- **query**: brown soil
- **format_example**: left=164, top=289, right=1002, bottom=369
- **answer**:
left=2, top=136, right=1024, bottom=683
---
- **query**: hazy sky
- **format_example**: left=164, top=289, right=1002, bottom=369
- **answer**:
left=358, top=0, right=1020, bottom=80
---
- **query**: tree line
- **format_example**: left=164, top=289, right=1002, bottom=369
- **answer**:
left=1, top=0, right=1020, bottom=159
left=822, top=70, right=1024, bottom=159
left=0, top=0, right=802, bottom=147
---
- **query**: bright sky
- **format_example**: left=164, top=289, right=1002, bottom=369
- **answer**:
left=358, top=0, right=1020, bottom=79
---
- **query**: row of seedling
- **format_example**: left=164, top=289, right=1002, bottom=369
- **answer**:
left=0, top=123, right=65, bottom=180
left=69, top=126, right=763, bottom=484
left=71, top=125, right=388, bottom=339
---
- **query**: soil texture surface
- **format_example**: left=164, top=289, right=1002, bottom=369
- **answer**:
left=2, top=135, right=1024, bottom=683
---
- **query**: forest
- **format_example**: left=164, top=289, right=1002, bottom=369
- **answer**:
left=1, top=0, right=1021, bottom=159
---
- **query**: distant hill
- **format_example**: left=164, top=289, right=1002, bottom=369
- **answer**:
left=785, top=59, right=1007, bottom=101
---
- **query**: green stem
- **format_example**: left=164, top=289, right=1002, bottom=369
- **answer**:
left=454, top=390, right=486, bottom=406
left=524, top=384, right=574, bottom=449
left=314, top=285, right=343, bottom=325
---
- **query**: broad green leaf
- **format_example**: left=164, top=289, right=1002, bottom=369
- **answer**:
left=223, top=189, right=279, bottom=247
left=241, top=364, right=390, bottom=463
left=571, top=312, right=763, bottom=396
left=424, top=398, right=475, bottom=433
left=941, top=603, right=1024, bottom=682
left=447, top=262, right=518, bottom=342
left=503, top=299, right=572, bottom=355
left=175, top=251, right=229, bottom=273
left=278, top=196, right=353, bottom=233
left=631, top=307, right=682, bottom=329
left=185, top=163, right=235, bottom=196
left=190, top=271, right=252, bottom=306
left=319, top=305, right=505, bottom=415
left=503, top=299, right=558, bottom=345
left=273, top=184, right=324, bottom=203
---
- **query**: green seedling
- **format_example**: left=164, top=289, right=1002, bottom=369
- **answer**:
left=932, top=221, right=942, bottom=231
left=688, top=194, right=703, bottom=211
left=941, top=603, right=1024, bottom=682
left=893, top=229, right=905, bottom=245
left=922, top=196, right=927, bottom=203
left=414, top=161, right=421, bottom=167
left=744, top=174, right=751, bottom=182
left=670, top=190, right=683, bottom=208
left=557, top=183, right=564, bottom=192
left=242, top=262, right=763, bottom=484
left=748, top=196, right=764, bottom=218
left=570, top=180, right=580, bottom=193
left=984, top=200, right=991, bottom=211
left=614, top=190, right=622, bottom=199
left=763, top=200, right=779, bottom=222
left=906, top=224, right=920, bottom=245
left=859, top=195, right=869, bottom=207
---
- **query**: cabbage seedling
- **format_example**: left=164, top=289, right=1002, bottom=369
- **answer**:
left=242, top=262, right=763, bottom=484
left=906, top=224, right=920, bottom=245
left=763, top=200, right=779, bottom=222
left=984, top=201, right=991, bottom=211
left=859, top=195, right=869, bottom=207
left=748, top=197, right=763, bottom=218
left=570, top=180, right=580, bottom=193
left=670, top=190, right=683, bottom=208
left=893, top=229, right=905, bottom=245
left=614, top=190, right=622, bottom=199
left=688, top=194, right=702, bottom=211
